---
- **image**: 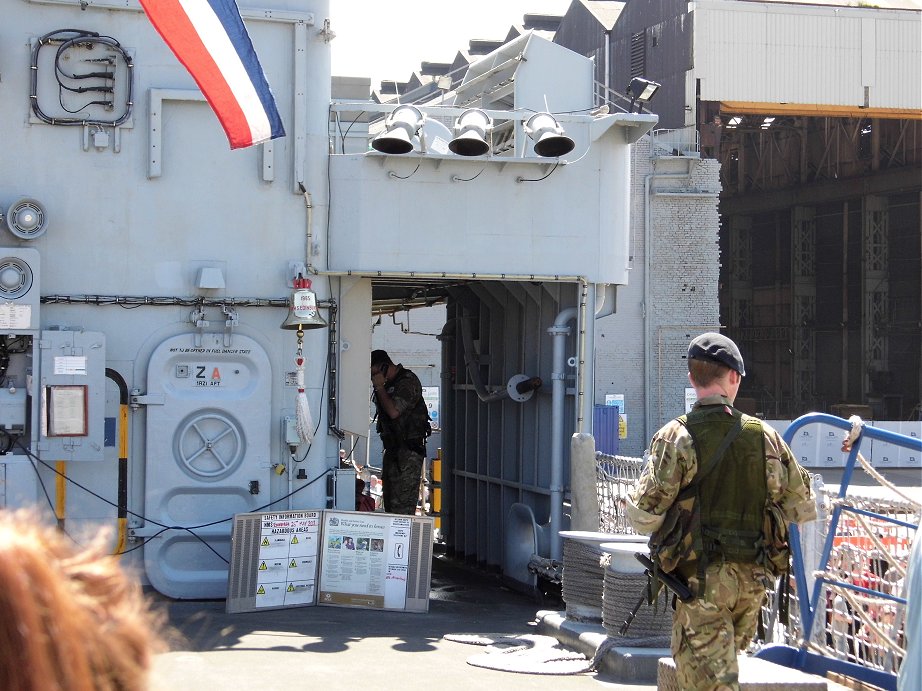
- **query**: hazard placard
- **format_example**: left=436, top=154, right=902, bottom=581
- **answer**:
left=227, top=510, right=322, bottom=613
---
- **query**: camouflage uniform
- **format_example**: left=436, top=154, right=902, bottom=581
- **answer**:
left=627, top=394, right=816, bottom=691
left=375, top=365, right=428, bottom=515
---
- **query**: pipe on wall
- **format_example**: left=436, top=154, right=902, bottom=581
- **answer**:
left=548, top=306, right=577, bottom=561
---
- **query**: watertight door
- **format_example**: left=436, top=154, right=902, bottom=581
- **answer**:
left=143, top=333, right=271, bottom=598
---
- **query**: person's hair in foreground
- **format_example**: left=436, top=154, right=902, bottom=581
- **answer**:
left=0, top=509, right=166, bottom=691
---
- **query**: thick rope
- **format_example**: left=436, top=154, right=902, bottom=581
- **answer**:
left=602, top=568, right=672, bottom=646
left=843, top=416, right=921, bottom=510
left=561, top=540, right=609, bottom=619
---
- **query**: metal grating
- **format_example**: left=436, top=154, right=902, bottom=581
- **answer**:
left=226, top=513, right=260, bottom=610
left=417, top=522, right=433, bottom=599
left=408, top=520, right=421, bottom=597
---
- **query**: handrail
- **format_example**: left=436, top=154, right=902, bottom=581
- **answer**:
left=781, top=413, right=921, bottom=690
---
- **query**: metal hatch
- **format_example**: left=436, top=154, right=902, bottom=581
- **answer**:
left=143, top=333, right=272, bottom=599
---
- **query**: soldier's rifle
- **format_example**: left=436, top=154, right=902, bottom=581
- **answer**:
left=619, top=553, right=695, bottom=636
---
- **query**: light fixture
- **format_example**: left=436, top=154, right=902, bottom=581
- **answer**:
left=281, top=276, right=327, bottom=330
left=523, top=112, right=575, bottom=158
left=448, top=108, right=492, bottom=157
left=371, top=105, right=425, bottom=155
left=626, top=77, right=661, bottom=112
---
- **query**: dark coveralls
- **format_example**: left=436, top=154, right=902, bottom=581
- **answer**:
left=374, top=366, right=428, bottom=515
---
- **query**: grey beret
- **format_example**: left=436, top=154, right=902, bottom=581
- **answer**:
left=688, top=332, right=745, bottom=376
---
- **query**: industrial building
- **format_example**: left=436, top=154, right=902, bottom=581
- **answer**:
left=556, top=0, right=922, bottom=421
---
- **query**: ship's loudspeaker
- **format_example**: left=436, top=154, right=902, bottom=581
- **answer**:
left=0, top=248, right=40, bottom=331
left=0, top=248, right=40, bottom=301
left=3, top=198, right=48, bottom=240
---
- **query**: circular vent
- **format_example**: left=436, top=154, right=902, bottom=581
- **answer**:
left=5, top=198, right=48, bottom=240
left=0, top=257, right=34, bottom=300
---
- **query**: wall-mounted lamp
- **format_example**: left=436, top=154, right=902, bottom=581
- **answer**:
left=371, top=105, right=425, bottom=155
left=448, top=108, right=492, bottom=157
left=523, top=112, right=575, bottom=158
left=626, top=77, right=661, bottom=113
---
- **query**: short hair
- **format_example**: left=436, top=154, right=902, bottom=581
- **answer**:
left=370, top=349, right=393, bottom=368
left=688, top=357, right=731, bottom=387
left=0, top=510, right=166, bottom=691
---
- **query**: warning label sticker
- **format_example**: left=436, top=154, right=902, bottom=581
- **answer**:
left=0, top=304, right=31, bottom=330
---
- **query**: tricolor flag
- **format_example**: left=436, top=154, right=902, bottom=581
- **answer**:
left=140, top=0, right=285, bottom=149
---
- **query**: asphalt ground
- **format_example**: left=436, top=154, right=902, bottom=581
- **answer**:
left=150, top=553, right=657, bottom=691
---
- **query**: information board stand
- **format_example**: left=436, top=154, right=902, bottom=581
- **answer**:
left=317, top=511, right=433, bottom=613
left=226, top=510, right=322, bottom=614
left=226, top=510, right=433, bottom=615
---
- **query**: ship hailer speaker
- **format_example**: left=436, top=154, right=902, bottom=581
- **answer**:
left=0, top=248, right=40, bottom=331
left=3, top=198, right=48, bottom=240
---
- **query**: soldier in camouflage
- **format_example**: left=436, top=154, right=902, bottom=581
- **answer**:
left=626, top=333, right=816, bottom=691
left=371, top=350, right=430, bottom=515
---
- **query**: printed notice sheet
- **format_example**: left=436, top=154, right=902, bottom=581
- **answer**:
left=253, top=511, right=321, bottom=609
left=318, top=512, right=413, bottom=610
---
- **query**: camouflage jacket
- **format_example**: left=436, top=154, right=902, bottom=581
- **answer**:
left=374, top=365, right=430, bottom=448
left=626, top=395, right=816, bottom=574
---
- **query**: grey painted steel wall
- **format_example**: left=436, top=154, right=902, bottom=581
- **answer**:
left=1, top=1, right=334, bottom=598
left=443, top=282, right=578, bottom=567
left=327, top=112, right=641, bottom=285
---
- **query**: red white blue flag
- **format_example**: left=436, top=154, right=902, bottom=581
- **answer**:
left=140, top=0, right=285, bottom=149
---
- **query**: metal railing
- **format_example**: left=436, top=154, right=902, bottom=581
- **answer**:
left=595, top=452, right=645, bottom=535
left=650, top=126, right=700, bottom=157
left=755, top=413, right=922, bottom=690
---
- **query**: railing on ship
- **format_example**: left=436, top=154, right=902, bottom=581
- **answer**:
left=765, top=414, right=921, bottom=690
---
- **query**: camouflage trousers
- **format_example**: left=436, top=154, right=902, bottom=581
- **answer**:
left=671, top=561, right=769, bottom=691
left=381, top=442, right=425, bottom=515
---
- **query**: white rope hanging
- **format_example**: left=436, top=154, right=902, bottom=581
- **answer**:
left=294, top=330, right=314, bottom=444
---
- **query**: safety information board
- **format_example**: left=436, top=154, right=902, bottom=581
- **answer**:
left=226, top=510, right=322, bottom=613
left=226, top=509, right=431, bottom=614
